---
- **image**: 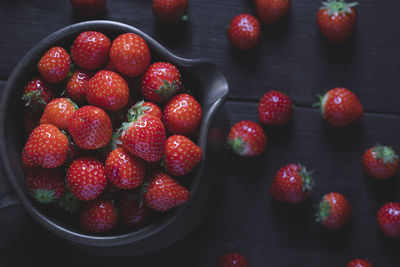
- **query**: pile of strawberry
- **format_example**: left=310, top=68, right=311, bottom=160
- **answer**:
left=21, top=30, right=204, bottom=234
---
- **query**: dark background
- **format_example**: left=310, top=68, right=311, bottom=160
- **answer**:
left=0, top=0, right=399, bottom=266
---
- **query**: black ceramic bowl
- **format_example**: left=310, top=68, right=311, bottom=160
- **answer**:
left=0, top=20, right=230, bottom=255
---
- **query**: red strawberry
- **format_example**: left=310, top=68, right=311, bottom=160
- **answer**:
left=152, top=0, right=188, bottom=23
left=270, top=163, right=314, bottom=203
left=228, top=14, right=261, bottom=50
left=71, top=31, right=111, bottom=70
left=217, top=253, right=250, bottom=267
left=347, top=259, right=373, bottom=267
left=315, top=87, right=363, bottom=127
left=110, top=33, right=151, bottom=77
left=23, top=108, right=42, bottom=133
left=66, top=70, right=94, bottom=105
left=67, top=156, right=107, bottom=201
left=255, top=0, right=291, bottom=25
left=227, top=121, right=267, bottom=157
left=316, top=192, right=352, bottom=229
left=119, top=193, right=149, bottom=228
left=70, top=0, right=106, bottom=18
left=105, top=148, right=146, bottom=189
left=86, top=70, right=130, bottom=111
left=317, top=0, right=358, bottom=43
left=258, top=90, right=293, bottom=125
left=68, top=106, right=113, bottom=150
left=26, top=168, right=65, bottom=204
left=38, top=46, right=71, bottom=83
left=144, top=171, right=190, bottom=211
left=140, top=62, right=182, bottom=103
left=142, top=101, right=162, bottom=120
left=377, top=202, right=400, bottom=237
left=22, top=76, right=55, bottom=109
left=163, top=93, right=202, bottom=136
left=362, top=145, right=399, bottom=179
left=40, top=98, right=78, bottom=131
left=80, top=198, right=118, bottom=233
left=22, top=124, right=69, bottom=169
left=164, top=135, right=202, bottom=177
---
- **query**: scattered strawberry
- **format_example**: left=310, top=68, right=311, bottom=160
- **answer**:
left=317, top=0, right=358, bottom=43
left=39, top=98, right=78, bottom=130
left=38, top=46, right=71, bottom=83
left=227, top=120, right=267, bottom=157
left=80, top=198, right=118, bottom=233
left=86, top=70, right=130, bottom=111
left=70, top=0, right=106, bottom=19
left=68, top=106, right=113, bottom=150
left=347, top=259, right=373, bottom=267
left=110, top=33, right=151, bottom=77
left=362, top=145, right=399, bottom=179
left=316, top=192, right=352, bottom=229
left=23, top=108, right=42, bottom=133
left=255, top=0, right=291, bottom=25
left=26, top=168, right=65, bottom=204
left=270, top=163, right=314, bottom=203
left=144, top=171, right=190, bottom=211
left=163, top=93, right=202, bottom=136
left=119, top=193, right=149, bottom=228
left=217, top=253, right=250, bottom=267
left=141, top=62, right=182, bottom=103
left=164, top=135, right=202, bottom=177
left=228, top=14, right=261, bottom=50
left=67, top=156, right=107, bottom=201
left=22, top=76, right=55, bottom=109
left=142, top=101, right=162, bottom=120
left=105, top=148, right=146, bottom=189
left=66, top=69, right=94, bottom=105
left=22, top=124, right=69, bottom=169
left=152, top=0, right=189, bottom=23
left=315, top=87, right=363, bottom=127
left=377, top=202, right=400, bottom=238
left=258, top=90, right=293, bottom=125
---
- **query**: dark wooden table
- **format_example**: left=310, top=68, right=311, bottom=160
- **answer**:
left=1, top=0, right=399, bottom=266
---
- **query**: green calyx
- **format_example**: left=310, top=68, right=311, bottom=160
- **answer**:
left=181, top=14, right=189, bottom=22
left=228, top=137, right=247, bottom=156
left=66, top=98, right=79, bottom=110
left=313, top=94, right=326, bottom=115
left=321, top=0, right=358, bottom=15
left=33, top=189, right=57, bottom=204
left=154, top=80, right=178, bottom=101
left=58, top=190, right=80, bottom=214
left=22, top=90, right=47, bottom=109
left=374, top=145, right=399, bottom=165
left=298, top=164, right=315, bottom=192
left=316, top=200, right=331, bottom=223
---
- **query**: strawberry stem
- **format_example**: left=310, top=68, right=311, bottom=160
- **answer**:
left=33, top=189, right=57, bottom=204
left=321, top=0, right=358, bottom=15
left=316, top=200, right=331, bottom=223
left=373, top=145, right=399, bottom=165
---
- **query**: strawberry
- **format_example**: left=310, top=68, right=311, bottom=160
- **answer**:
left=163, top=93, right=202, bottom=136
left=217, top=253, right=250, bottom=267
left=164, top=135, right=202, bottom=177
left=270, top=163, right=314, bottom=203
left=110, top=33, right=151, bottom=77
left=255, top=0, right=291, bottom=25
left=22, top=124, right=69, bottom=169
left=317, top=0, right=358, bottom=43
left=228, top=14, right=261, bottom=50
left=258, top=90, right=293, bottom=125
left=142, top=101, right=162, bottom=120
left=152, top=0, right=188, bottom=23
left=119, top=193, right=149, bottom=228
left=68, top=106, right=113, bottom=150
left=315, top=87, right=363, bottom=127
left=80, top=198, right=118, bottom=233
left=105, top=148, right=146, bottom=189
left=38, top=46, right=71, bottom=83
left=67, top=156, right=107, bottom=201
left=22, top=76, right=55, bottom=109
left=144, top=171, right=190, bottom=211
left=140, top=62, right=182, bottom=103
left=40, top=98, right=78, bottom=131
left=227, top=120, right=267, bottom=157
left=26, top=168, right=65, bottom=204
left=347, top=259, right=373, bottom=267
left=23, top=108, right=42, bottom=133
left=71, top=31, right=111, bottom=70
left=362, top=145, right=399, bottom=179
left=66, top=69, right=93, bottom=105
left=86, top=70, right=130, bottom=111
left=316, top=192, right=352, bottom=229
left=377, top=202, right=400, bottom=238
left=70, top=0, right=106, bottom=19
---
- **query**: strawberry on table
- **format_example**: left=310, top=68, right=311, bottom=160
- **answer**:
left=362, top=145, right=399, bottom=179
left=258, top=90, right=292, bottom=125
left=254, top=0, right=291, bottom=25
left=80, top=198, right=118, bottom=233
left=26, top=168, right=65, bottom=204
left=317, top=0, right=358, bottom=43
left=377, top=202, right=400, bottom=238
left=40, top=98, right=78, bottom=131
left=70, top=0, right=106, bottom=19
left=227, top=120, right=267, bottom=157
left=347, top=259, right=373, bottom=267
left=315, top=87, right=363, bottom=127
left=228, top=14, right=261, bottom=50
left=217, top=253, right=250, bottom=267
left=22, top=76, right=55, bottom=109
left=38, top=46, right=71, bottom=83
left=152, top=0, right=189, bottom=23
left=119, top=192, right=149, bottom=228
left=270, top=163, right=314, bottom=203
left=66, top=69, right=93, bottom=105
left=316, top=192, right=352, bottom=229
